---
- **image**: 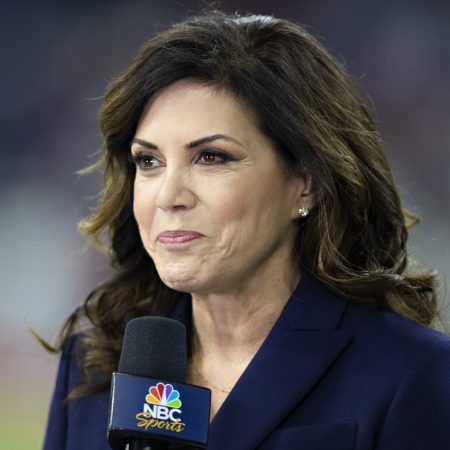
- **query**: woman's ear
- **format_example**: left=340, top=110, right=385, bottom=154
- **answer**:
left=291, top=173, right=316, bottom=219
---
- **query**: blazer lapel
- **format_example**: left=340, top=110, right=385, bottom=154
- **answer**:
left=206, top=271, right=353, bottom=450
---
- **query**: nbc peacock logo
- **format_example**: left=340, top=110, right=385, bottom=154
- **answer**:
left=146, top=382, right=182, bottom=409
left=136, top=382, right=186, bottom=432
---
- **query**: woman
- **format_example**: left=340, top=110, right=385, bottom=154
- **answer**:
left=43, top=10, right=450, bottom=450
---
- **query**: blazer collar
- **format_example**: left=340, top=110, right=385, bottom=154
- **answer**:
left=170, top=271, right=353, bottom=450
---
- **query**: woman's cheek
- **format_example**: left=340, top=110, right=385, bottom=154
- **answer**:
left=209, top=179, right=252, bottom=219
left=133, top=181, right=156, bottom=241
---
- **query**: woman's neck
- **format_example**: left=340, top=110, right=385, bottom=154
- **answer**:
left=187, top=268, right=301, bottom=421
left=190, top=268, right=301, bottom=364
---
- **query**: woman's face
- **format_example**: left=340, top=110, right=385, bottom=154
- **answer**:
left=132, top=79, right=314, bottom=295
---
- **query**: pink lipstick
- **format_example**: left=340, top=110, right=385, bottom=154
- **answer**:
left=157, top=230, right=204, bottom=244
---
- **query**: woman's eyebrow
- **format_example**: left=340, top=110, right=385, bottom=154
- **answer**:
left=186, top=134, right=242, bottom=148
left=130, top=134, right=242, bottom=150
left=130, top=137, right=157, bottom=149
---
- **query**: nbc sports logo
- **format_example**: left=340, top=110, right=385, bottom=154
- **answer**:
left=143, top=383, right=182, bottom=422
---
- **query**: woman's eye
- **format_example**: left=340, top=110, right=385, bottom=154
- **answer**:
left=130, top=153, right=162, bottom=171
left=196, top=150, right=232, bottom=165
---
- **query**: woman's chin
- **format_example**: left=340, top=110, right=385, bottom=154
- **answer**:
left=157, top=263, right=206, bottom=293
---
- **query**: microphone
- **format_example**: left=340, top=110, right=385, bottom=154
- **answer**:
left=107, top=316, right=211, bottom=450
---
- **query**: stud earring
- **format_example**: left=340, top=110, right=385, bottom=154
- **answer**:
left=298, top=207, right=310, bottom=217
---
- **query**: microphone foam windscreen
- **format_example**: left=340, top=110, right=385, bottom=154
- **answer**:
left=118, top=316, right=187, bottom=383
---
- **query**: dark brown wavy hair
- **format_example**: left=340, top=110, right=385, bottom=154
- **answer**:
left=50, top=10, right=445, bottom=398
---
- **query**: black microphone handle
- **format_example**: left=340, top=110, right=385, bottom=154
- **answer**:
left=126, top=438, right=168, bottom=450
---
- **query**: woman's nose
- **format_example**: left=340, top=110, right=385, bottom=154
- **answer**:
left=155, top=167, right=196, bottom=211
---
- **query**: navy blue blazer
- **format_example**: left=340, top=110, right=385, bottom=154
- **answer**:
left=43, top=271, right=450, bottom=449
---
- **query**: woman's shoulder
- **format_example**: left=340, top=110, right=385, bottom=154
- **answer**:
left=53, top=332, right=85, bottom=392
left=345, top=298, right=450, bottom=362
left=347, top=304, right=450, bottom=448
left=43, top=331, right=111, bottom=450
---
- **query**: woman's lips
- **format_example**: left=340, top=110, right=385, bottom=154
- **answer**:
left=157, top=230, right=204, bottom=244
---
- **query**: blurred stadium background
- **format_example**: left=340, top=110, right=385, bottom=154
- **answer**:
left=1, top=0, right=449, bottom=448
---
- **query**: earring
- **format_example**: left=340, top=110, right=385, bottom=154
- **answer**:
left=298, top=207, right=310, bottom=217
